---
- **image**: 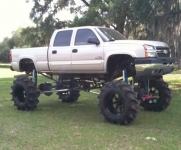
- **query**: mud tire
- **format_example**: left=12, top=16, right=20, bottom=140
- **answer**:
left=11, top=76, right=39, bottom=111
left=56, top=83, right=80, bottom=103
left=98, top=81, right=139, bottom=125
left=57, top=90, right=80, bottom=103
left=142, top=79, right=171, bottom=111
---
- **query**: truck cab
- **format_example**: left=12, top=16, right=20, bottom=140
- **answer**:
left=10, top=26, right=174, bottom=78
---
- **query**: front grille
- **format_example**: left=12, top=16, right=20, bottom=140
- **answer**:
left=156, top=46, right=170, bottom=58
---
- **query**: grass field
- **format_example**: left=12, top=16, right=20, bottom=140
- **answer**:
left=0, top=63, right=10, bottom=69
left=0, top=68, right=181, bottom=150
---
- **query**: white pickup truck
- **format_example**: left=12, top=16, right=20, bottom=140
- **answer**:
left=9, top=26, right=174, bottom=125
left=10, top=26, right=174, bottom=77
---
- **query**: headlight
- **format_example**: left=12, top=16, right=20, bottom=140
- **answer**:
left=143, top=45, right=157, bottom=57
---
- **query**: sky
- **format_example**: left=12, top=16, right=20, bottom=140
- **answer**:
left=0, top=0, right=77, bottom=42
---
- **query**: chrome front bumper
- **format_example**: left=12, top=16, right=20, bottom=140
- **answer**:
left=134, top=58, right=175, bottom=76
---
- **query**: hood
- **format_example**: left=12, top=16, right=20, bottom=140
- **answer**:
left=108, top=40, right=169, bottom=47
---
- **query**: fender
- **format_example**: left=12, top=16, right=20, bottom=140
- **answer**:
left=18, top=56, right=39, bottom=72
left=104, top=51, right=137, bottom=71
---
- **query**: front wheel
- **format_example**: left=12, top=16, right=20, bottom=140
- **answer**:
left=98, top=81, right=139, bottom=125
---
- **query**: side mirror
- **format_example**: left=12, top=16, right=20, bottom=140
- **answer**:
left=87, top=37, right=100, bottom=45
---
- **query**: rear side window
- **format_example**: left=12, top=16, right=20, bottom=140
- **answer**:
left=75, top=29, right=98, bottom=45
left=53, top=30, right=73, bottom=46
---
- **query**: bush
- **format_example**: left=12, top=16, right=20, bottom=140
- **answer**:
left=0, top=49, right=9, bottom=63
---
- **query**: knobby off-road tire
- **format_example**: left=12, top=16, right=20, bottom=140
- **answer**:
left=11, top=76, right=40, bottom=111
left=57, top=90, right=80, bottom=103
left=56, top=83, right=80, bottom=103
left=98, top=81, right=139, bottom=125
left=142, top=79, right=171, bottom=111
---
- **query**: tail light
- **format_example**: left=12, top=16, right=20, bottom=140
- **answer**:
left=9, top=51, right=12, bottom=62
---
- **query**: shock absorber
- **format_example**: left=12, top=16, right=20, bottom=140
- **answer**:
left=147, top=79, right=150, bottom=95
left=33, top=69, right=38, bottom=87
left=123, top=69, right=128, bottom=84
left=144, top=79, right=150, bottom=95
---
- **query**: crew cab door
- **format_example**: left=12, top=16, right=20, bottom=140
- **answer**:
left=72, top=28, right=104, bottom=71
left=48, top=29, right=73, bottom=71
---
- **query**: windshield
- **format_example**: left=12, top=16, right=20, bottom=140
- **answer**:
left=96, top=27, right=127, bottom=42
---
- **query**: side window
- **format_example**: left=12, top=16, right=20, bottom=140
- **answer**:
left=53, top=30, right=73, bottom=46
left=75, top=29, right=98, bottom=45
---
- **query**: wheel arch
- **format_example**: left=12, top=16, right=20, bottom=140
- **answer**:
left=19, top=57, right=38, bottom=72
left=104, top=51, right=137, bottom=71
left=105, top=54, right=136, bottom=78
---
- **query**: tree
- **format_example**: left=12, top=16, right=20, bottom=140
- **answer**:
left=28, top=0, right=181, bottom=68
left=131, top=0, right=181, bottom=68
left=0, top=27, right=34, bottom=62
left=11, top=28, right=25, bottom=48
left=0, top=38, right=12, bottom=62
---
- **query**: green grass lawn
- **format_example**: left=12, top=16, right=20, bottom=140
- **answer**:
left=0, top=69, right=181, bottom=150
left=0, top=68, right=23, bottom=78
left=0, top=63, right=10, bottom=68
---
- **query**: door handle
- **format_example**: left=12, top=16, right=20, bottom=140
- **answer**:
left=52, top=50, right=57, bottom=54
left=72, top=49, right=78, bottom=53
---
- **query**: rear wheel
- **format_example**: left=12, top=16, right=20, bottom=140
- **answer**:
left=142, top=78, right=171, bottom=111
left=98, top=81, right=139, bottom=125
left=56, top=81, right=80, bottom=103
left=11, top=76, right=40, bottom=111
left=57, top=90, right=80, bottom=103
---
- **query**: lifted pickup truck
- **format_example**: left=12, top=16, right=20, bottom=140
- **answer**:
left=9, top=26, right=174, bottom=125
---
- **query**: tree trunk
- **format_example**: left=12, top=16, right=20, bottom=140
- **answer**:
left=174, top=0, right=181, bottom=69
left=116, top=20, right=125, bottom=34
